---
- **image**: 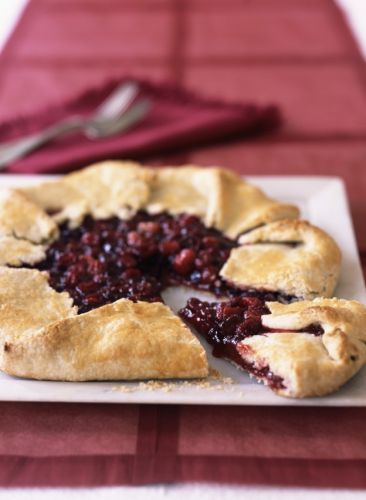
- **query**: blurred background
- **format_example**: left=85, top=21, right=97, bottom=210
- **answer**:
left=1, top=0, right=366, bottom=245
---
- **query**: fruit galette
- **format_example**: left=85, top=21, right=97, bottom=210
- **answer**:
left=0, top=161, right=365, bottom=398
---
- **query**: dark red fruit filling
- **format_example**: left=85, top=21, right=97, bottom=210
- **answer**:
left=179, top=297, right=324, bottom=390
left=237, top=350, right=287, bottom=390
left=179, top=296, right=270, bottom=354
left=32, top=211, right=296, bottom=314
left=33, top=211, right=232, bottom=313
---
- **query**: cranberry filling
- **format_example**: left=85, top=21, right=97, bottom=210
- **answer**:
left=179, top=297, right=271, bottom=351
left=24, top=210, right=325, bottom=385
left=32, top=211, right=295, bottom=314
left=179, top=297, right=324, bottom=390
left=235, top=356, right=286, bottom=391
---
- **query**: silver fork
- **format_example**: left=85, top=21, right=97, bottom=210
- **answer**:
left=0, top=81, right=151, bottom=169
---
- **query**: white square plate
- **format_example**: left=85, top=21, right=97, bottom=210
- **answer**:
left=0, top=174, right=365, bottom=406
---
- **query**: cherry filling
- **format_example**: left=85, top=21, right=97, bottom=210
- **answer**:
left=32, top=211, right=295, bottom=314
left=178, top=296, right=270, bottom=357
left=179, top=297, right=324, bottom=390
left=27, top=210, right=325, bottom=386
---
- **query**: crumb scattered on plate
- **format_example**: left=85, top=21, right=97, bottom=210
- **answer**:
left=112, top=367, right=234, bottom=393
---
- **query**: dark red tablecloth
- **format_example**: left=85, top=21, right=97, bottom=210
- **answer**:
left=0, top=0, right=366, bottom=489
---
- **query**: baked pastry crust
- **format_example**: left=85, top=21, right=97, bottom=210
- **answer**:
left=62, top=161, right=154, bottom=219
left=0, top=189, right=57, bottom=243
left=220, top=219, right=341, bottom=299
left=146, top=166, right=300, bottom=237
left=0, top=161, right=354, bottom=395
left=1, top=298, right=208, bottom=381
left=217, top=169, right=299, bottom=238
left=146, top=165, right=223, bottom=227
left=19, top=179, right=88, bottom=228
left=0, top=267, right=76, bottom=344
left=20, top=161, right=154, bottom=226
left=237, top=298, right=366, bottom=397
left=20, top=161, right=299, bottom=238
left=0, top=237, right=46, bottom=266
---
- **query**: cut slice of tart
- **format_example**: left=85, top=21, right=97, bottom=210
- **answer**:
left=179, top=297, right=366, bottom=397
left=0, top=273, right=208, bottom=381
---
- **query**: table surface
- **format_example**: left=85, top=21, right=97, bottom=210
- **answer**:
left=0, top=1, right=366, bottom=499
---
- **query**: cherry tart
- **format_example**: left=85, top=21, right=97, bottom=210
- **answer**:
left=0, top=160, right=363, bottom=398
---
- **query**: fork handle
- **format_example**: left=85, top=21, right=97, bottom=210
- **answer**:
left=0, top=116, right=85, bottom=169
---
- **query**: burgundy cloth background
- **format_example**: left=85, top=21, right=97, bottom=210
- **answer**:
left=0, top=0, right=366, bottom=489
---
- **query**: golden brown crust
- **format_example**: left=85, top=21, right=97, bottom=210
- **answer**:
left=0, top=267, right=76, bottom=344
left=63, top=161, right=154, bottom=219
left=0, top=237, right=46, bottom=266
left=237, top=298, right=366, bottom=398
left=146, top=166, right=224, bottom=228
left=1, top=299, right=208, bottom=381
left=20, top=179, right=84, bottom=212
left=220, top=219, right=341, bottom=299
left=20, top=180, right=89, bottom=228
left=217, top=169, right=299, bottom=237
left=0, top=189, right=57, bottom=243
left=20, top=161, right=154, bottom=226
left=19, top=162, right=300, bottom=237
left=146, top=166, right=299, bottom=236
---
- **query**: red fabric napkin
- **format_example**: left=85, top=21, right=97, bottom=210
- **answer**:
left=1, top=0, right=366, bottom=490
left=0, top=79, right=281, bottom=174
